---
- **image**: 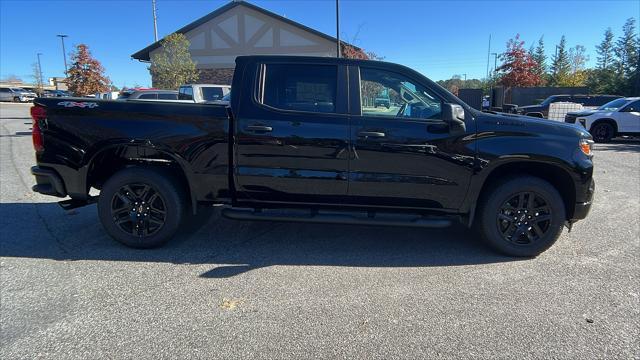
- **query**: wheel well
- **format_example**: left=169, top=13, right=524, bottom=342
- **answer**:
left=590, top=118, right=618, bottom=134
left=477, top=162, right=576, bottom=220
left=86, top=145, right=193, bottom=212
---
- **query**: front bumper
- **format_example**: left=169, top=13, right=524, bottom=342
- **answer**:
left=31, top=166, right=67, bottom=197
left=571, top=178, right=595, bottom=221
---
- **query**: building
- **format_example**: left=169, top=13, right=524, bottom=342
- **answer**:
left=131, top=0, right=361, bottom=86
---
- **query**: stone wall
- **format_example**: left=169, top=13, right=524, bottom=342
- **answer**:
left=197, top=68, right=235, bottom=85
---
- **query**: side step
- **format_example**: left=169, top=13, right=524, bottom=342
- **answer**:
left=58, top=196, right=98, bottom=211
left=222, top=208, right=453, bottom=228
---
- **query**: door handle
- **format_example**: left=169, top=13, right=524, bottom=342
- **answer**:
left=246, top=125, right=273, bottom=132
left=358, top=131, right=386, bottom=138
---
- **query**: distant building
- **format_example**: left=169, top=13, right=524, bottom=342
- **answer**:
left=49, top=77, right=68, bottom=90
left=131, top=0, right=359, bottom=86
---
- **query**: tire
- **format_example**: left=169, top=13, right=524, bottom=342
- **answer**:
left=13, top=97, right=20, bottom=103
left=590, top=122, right=614, bottom=143
left=97, top=167, right=186, bottom=248
left=475, top=176, right=566, bottom=257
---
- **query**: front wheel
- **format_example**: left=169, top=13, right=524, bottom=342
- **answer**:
left=97, top=167, right=186, bottom=248
left=475, top=176, right=566, bottom=257
left=13, top=97, right=20, bottom=103
left=590, top=122, right=614, bottom=143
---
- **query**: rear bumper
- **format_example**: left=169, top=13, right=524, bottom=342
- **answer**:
left=31, top=166, right=67, bottom=197
left=571, top=178, right=595, bottom=221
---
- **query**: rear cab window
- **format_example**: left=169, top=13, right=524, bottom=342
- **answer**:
left=201, top=87, right=224, bottom=101
left=258, top=63, right=337, bottom=114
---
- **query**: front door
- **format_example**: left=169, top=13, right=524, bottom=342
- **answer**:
left=347, top=66, right=475, bottom=210
left=234, top=62, right=349, bottom=204
left=618, top=100, right=640, bottom=133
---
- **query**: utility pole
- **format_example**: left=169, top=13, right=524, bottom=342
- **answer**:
left=152, top=0, right=158, bottom=42
left=56, top=34, right=68, bottom=75
left=36, top=53, right=44, bottom=91
left=462, top=73, right=467, bottom=88
left=335, top=0, right=340, bottom=58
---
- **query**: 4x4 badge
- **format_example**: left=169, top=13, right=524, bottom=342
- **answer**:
left=57, top=101, right=99, bottom=108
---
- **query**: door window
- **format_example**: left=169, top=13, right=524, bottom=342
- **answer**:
left=158, top=93, right=178, bottom=100
left=138, top=93, right=157, bottom=99
left=359, top=67, right=442, bottom=120
left=621, top=101, right=640, bottom=113
left=260, top=64, right=337, bottom=113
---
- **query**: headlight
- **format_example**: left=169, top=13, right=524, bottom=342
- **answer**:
left=580, top=138, right=594, bottom=156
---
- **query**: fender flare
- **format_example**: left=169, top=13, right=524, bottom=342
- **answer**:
left=82, top=141, right=199, bottom=213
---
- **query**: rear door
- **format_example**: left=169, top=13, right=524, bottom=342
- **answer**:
left=233, top=61, right=349, bottom=204
left=347, top=65, right=474, bottom=210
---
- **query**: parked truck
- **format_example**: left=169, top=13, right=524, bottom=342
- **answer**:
left=30, top=56, right=595, bottom=257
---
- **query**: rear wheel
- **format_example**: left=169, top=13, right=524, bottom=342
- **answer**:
left=97, top=167, right=185, bottom=248
left=476, top=176, right=565, bottom=257
left=590, top=122, right=614, bottom=143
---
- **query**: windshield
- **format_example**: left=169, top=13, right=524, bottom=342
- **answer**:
left=597, top=98, right=628, bottom=111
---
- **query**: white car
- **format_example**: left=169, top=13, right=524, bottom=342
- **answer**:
left=178, top=84, right=231, bottom=104
left=0, top=87, right=37, bottom=102
left=565, top=97, right=640, bottom=142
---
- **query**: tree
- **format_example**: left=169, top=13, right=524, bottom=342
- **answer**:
left=66, top=44, right=110, bottom=96
left=341, top=43, right=369, bottom=59
left=550, top=36, right=571, bottom=86
left=1, top=74, right=23, bottom=83
left=596, top=28, right=615, bottom=70
left=614, top=18, right=639, bottom=94
left=587, top=28, right=619, bottom=94
left=31, top=63, right=44, bottom=96
left=531, top=36, right=548, bottom=84
left=496, top=34, right=542, bottom=87
left=149, top=33, right=199, bottom=89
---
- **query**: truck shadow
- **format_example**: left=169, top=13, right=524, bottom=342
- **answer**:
left=0, top=202, right=521, bottom=278
left=594, top=138, right=640, bottom=153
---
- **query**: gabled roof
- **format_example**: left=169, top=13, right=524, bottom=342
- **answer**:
left=131, top=0, right=356, bottom=61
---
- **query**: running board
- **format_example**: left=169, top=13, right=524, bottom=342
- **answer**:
left=222, top=208, right=453, bottom=228
left=58, top=196, right=97, bottom=211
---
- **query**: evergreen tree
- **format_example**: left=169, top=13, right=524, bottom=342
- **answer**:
left=614, top=18, right=639, bottom=94
left=596, top=28, right=615, bottom=70
left=550, top=36, right=571, bottom=85
left=532, top=36, right=547, bottom=84
left=66, top=44, right=110, bottom=96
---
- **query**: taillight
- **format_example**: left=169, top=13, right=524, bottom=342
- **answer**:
left=30, top=105, right=46, bottom=152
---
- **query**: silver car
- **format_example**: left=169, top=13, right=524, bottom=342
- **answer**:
left=0, top=87, right=37, bottom=102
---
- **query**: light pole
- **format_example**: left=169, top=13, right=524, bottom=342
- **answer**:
left=491, top=53, right=498, bottom=76
left=57, top=34, right=68, bottom=75
left=152, top=0, right=158, bottom=42
left=36, top=53, right=44, bottom=91
left=462, top=73, right=467, bottom=88
left=335, top=0, right=340, bottom=58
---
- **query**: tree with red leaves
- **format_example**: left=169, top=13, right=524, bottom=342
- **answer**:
left=496, top=35, right=542, bottom=87
left=66, top=44, right=110, bottom=96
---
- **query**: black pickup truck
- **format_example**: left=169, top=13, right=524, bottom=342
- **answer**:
left=30, top=56, right=595, bottom=256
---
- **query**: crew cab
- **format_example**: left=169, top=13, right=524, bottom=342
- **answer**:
left=29, top=56, right=595, bottom=257
left=565, top=97, right=640, bottom=142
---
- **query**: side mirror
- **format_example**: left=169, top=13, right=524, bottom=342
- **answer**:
left=442, top=103, right=466, bottom=135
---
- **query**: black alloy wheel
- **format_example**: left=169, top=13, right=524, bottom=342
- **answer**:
left=110, top=183, right=167, bottom=237
left=98, top=167, right=185, bottom=248
left=496, top=191, right=552, bottom=245
left=591, top=122, right=614, bottom=143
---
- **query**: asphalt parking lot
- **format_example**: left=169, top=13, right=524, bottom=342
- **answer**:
left=1, top=102, right=638, bottom=359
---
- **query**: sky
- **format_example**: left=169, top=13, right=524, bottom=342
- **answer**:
left=1, top=0, right=638, bottom=87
